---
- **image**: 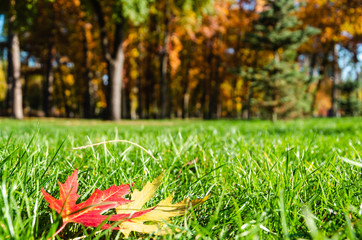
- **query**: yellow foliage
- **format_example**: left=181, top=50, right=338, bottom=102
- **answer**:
left=64, top=74, right=75, bottom=86
left=116, top=174, right=209, bottom=237
left=65, top=90, right=71, bottom=97
left=0, top=63, right=7, bottom=101
left=236, top=101, right=242, bottom=112
left=130, top=67, right=139, bottom=79
left=130, top=48, right=139, bottom=58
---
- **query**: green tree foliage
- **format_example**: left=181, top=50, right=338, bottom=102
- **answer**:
left=243, top=0, right=319, bottom=120
left=339, top=80, right=361, bottom=116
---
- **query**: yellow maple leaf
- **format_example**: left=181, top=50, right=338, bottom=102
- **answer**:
left=116, top=174, right=209, bottom=237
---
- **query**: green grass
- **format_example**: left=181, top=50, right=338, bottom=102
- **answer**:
left=0, top=117, right=361, bottom=239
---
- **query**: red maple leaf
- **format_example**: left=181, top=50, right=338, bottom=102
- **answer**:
left=41, top=169, right=152, bottom=238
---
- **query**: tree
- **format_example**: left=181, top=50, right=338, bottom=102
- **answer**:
left=243, top=0, right=318, bottom=121
left=2, top=0, right=35, bottom=119
left=7, top=4, right=23, bottom=119
left=89, top=0, right=150, bottom=121
left=298, top=0, right=361, bottom=116
left=156, top=0, right=212, bottom=118
left=1, top=0, right=39, bottom=119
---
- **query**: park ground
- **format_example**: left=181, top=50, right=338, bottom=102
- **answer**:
left=0, top=117, right=361, bottom=239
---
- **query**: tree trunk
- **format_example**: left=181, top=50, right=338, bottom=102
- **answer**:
left=182, top=44, right=191, bottom=119
left=311, top=54, right=327, bottom=115
left=331, top=44, right=341, bottom=117
left=109, top=56, right=123, bottom=120
left=91, top=0, right=125, bottom=121
left=203, top=38, right=214, bottom=119
left=243, top=51, right=258, bottom=120
left=144, top=13, right=157, bottom=119
left=144, top=52, right=153, bottom=118
left=7, top=18, right=23, bottom=119
left=160, top=3, right=170, bottom=119
left=271, top=52, right=280, bottom=121
left=82, top=25, right=92, bottom=118
left=209, top=53, right=221, bottom=119
left=308, top=53, right=317, bottom=84
left=244, top=81, right=254, bottom=120
left=43, top=43, right=55, bottom=117
left=182, top=91, right=190, bottom=119
left=272, top=111, right=277, bottom=123
left=57, top=60, right=70, bottom=117
left=108, top=22, right=125, bottom=121
left=23, top=56, right=29, bottom=110
left=5, top=47, right=12, bottom=114
left=201, top=71, right=208, bottom=119
left=160, top=45, right=169, bottom=118
left=43, top=2, right=55, bottom=117
left=136, top=43, right=143, bottom=119
left=136, top=77, right=143, bottom=118
left=121, top=84, right=129, bottom=119
left=307, top=53, right=317, bottom=115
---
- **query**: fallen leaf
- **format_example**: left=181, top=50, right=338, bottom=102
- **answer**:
left=116, top=174, right=209, bottom=237
left=41, top=169, right=152, bottom=238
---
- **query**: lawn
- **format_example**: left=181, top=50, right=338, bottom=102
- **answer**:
left=0, top=118, right=361, bottom=239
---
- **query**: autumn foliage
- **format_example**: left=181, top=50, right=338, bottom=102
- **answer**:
left=41, top=169, right=208, bottom=237
left=0, top=0, right=361, bottom=119
left=41, top=169, right=152, bottom=237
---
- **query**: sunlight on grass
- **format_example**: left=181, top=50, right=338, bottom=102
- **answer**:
left=0, top=118, right=361, bottom=239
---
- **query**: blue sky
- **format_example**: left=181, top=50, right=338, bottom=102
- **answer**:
left=0, top=15, right=5, bottom=42
left=339, top=44, right=362, bottom=81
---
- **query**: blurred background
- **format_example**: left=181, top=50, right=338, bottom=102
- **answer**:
left=0, top=0, right=361, bottom=121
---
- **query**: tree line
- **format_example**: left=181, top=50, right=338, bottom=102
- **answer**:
left=0, top=0, right=361, bottom=121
